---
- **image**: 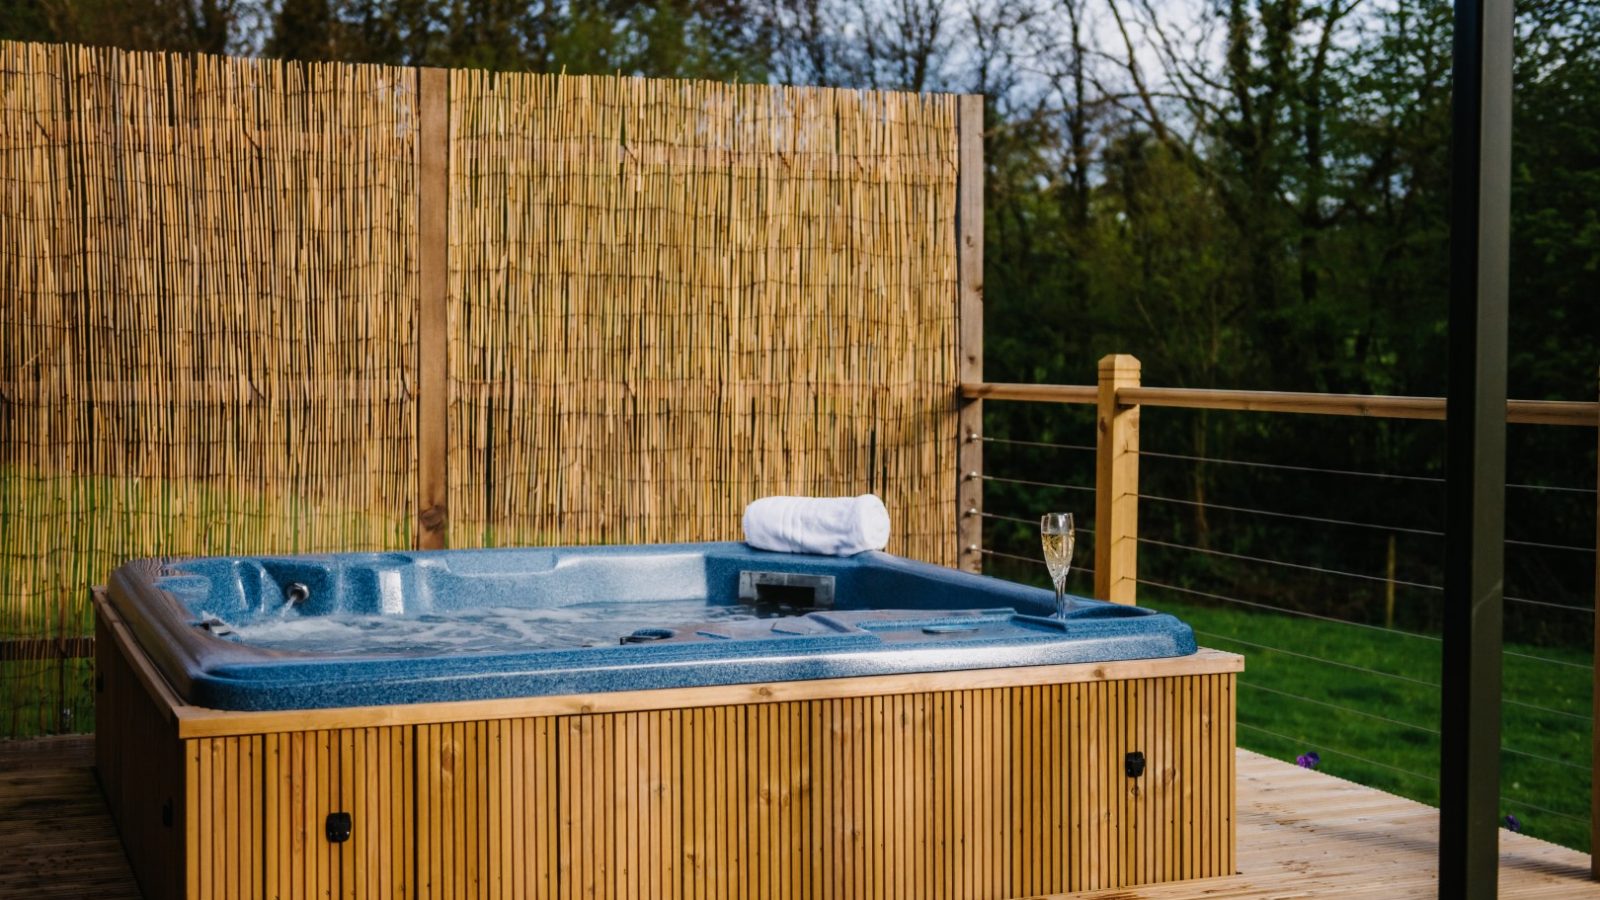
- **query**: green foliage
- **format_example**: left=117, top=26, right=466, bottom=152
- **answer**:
left=1, top=0, right=240, bottom=52
left=977, top=0, right=1595, bottom=648
left=253, top=0, right=772, bottom=77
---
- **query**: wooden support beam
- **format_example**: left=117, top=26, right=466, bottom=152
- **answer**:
left=960, top=383, right=1097, bottom=405
left=416, top=67, right=450, bottom=550
left=955, top=95, right=984, bottom=574
left=1094, top=355, right=1140, bottom=604
left=1437, top=0, right=1513, bottom=886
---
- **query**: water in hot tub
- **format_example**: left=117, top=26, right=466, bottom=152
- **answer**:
left=198, top=600, right=781, bottom=656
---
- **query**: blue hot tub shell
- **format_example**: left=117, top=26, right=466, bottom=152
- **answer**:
left=106, top=542, right=1197, bottom=711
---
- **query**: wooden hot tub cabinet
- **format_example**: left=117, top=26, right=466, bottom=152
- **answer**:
left=94, top=590, right=1240, bottom=899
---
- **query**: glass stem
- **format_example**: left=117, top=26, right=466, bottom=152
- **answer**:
left=1054, top=580, right=1067, bottom=618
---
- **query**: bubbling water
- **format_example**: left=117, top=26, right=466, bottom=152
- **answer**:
left=203, top=600, right=769, bottom=656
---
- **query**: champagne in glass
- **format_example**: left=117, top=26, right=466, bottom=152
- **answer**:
left=1040, top=513, right=1076, bottom=618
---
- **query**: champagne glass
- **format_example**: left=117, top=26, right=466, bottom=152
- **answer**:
left=1040, top=513, right=1075, bottom=618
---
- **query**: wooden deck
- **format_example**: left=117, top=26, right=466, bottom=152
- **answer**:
left=1, top=738, right=1594, bottom=899
left=0, top=737, right=140, bottom=899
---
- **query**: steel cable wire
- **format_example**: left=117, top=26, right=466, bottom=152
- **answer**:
left=1138, top=536, right=1444, bottom=592
left=1140, top=448, right=1594, bottom=495
left=1139, top=492, right=1594, bottom=553
left=977, top=510, right=1096, bottom=535
left=1138, top=491, right=1444, bottom=536
left=1503, top=649, right=1591, bottom=671
left=1139, top=578, right=1441, bottom=641
left=1504, top=595, right=1594, bottom=614
left=977, top=547, right=1095, bottom=578
left=981, top=475, right=1096, bottom=494
left=1189, top=630, right=1440, bottom=688
left=1497, top=794, right=1591, bottom=825
left=1504, top=698, right=1592, bottom=723
left=1239, top=684, right=1586, bottom=773
left=1238, top=681, right=1439, bottom=735
left=979, top=436, right=1096, bottom=453
left=1236, top=722, right=1440, bottom=783
left=1140, top=537, right=1589, bottom=613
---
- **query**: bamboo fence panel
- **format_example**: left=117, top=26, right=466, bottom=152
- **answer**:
left=445, top=71, right=960, bottom=560
left=0, top=42, right=962, bottom=738
left=0, top=42, right=419, bottom=736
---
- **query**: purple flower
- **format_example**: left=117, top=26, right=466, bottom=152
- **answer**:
left=1295, top=751, right=1321, bottom=769
left=1504, top=813, right=1522, bottom=833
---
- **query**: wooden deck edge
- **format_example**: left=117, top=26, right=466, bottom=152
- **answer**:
left=0, top=733, right=95, bottom=770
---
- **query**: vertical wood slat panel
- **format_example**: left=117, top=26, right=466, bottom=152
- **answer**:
left=117, top=651, right=1231, bottom=898
left=228, top=724, right=415, bottom=900
left=189, top=739, right=224, bottom=898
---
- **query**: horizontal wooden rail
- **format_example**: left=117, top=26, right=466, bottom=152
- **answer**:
left=0, top=637, right=93, bottom=662
left=960, top=382, right=1097, bottom=404
left=960, top=382, right=1600, bottom=427
left=1506, top=400, right=1600, bottom=427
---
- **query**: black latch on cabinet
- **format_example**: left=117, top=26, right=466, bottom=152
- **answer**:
left=1125, top=751, right=1146, bottom=778
left=326, top=812, right=353, bottom=843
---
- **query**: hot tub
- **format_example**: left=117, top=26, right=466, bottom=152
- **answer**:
left=105, top=542, right=1196, bottom=711
left=95, top=543, right=1239, bottom=900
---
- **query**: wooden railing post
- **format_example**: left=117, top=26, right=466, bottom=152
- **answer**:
left=1095, top=354, right=1141, bottom=603
left=955, top=94, right=984, bottom=574
left=416, top=67, right=450, bottom=550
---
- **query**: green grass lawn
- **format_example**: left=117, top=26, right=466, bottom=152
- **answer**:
left=1144, top=589, right=1592, bottom=853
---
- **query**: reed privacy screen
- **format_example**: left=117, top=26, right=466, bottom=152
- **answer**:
left=0, top=41, right=967, bottom=737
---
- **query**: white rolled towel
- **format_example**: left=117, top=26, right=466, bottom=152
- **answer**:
left=741, top=494, right=891, bottom=556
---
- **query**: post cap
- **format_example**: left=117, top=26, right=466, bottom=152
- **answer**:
left=1098, top=354, right=1142, bottom=373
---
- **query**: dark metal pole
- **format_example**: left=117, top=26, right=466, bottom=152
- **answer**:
left=1440, top=0, right=1512, bottom=890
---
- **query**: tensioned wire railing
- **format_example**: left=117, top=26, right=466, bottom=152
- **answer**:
left=957, top=356, right=1599, bottom=858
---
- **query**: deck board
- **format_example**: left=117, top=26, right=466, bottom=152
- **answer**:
left=0, top=740, right=1594, bottom=898
left=0, top=738, right=141, bottom=900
